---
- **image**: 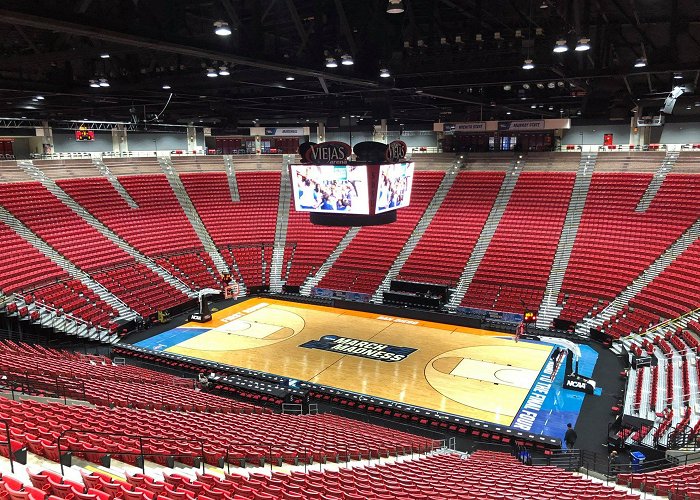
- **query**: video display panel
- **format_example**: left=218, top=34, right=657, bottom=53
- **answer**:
left=375, top=162, right=415, bottom=213
left=290, top=164, right=370, bottom=214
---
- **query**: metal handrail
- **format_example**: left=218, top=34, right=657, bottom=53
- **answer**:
left=0, top=417, right=15, bottom=473
left=625, top=307, right=700, bottom=344
left=57, top=428, right=206, bottom=476
left=0, top=370, right=86, bottom=404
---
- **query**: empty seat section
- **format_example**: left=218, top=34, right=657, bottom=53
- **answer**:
left=91, top=263, right=191, bottom=317
left=2, top=447, right=639, bottom=500
left=0, top=221, right=67, bottom=294
left=0, top=397, right=434, bottom=469
left=606, top=238, right=700, bottom=338
left=0, top=341, right=260, bottom=413
left=558, top=173, right=700, bottom=324
left=181, top=171, right=280, bottom=287
left=30, top=280, right=117, bottom=329
left=58, top=175, right=202, bottom=255
left=154, top=252, right=223, bottom=290
left=460, top=172, right=575, bottom=312
left=0, top=182, right=132, bottom=271
left=398, top=171, right=504, bottom=286
left=283, top=195, right=349, bottom=286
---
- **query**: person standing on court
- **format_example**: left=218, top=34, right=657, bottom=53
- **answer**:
left=564, top=423, right=577, bottom=450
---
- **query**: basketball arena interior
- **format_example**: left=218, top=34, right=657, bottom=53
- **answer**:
left=1, top=1, right=700, bottom=499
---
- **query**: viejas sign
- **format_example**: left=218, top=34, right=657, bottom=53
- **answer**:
left=300, top=335, right=416, bottom=362
left=385, top=140, right=407, bottom=162
left=299, top=141, right=351, bottom=165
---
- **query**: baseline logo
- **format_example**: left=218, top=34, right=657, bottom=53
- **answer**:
left=300, top=335, right=416, bottom=362
left=564, top=374, right=596, bottom=394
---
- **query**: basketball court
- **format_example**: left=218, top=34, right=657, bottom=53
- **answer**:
left=136, top=298, right=598, bottom=437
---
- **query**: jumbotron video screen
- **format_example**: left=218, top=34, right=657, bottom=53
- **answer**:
left=290, top=164, right=370, bottom=214
left=375, top=162, right=415, bottom=213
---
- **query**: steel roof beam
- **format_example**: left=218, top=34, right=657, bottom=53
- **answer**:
left=0, top=9, right=379, bottom=89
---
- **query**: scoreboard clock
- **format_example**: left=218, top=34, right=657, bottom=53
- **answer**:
left=74, top=129, right=95, bottom=141
left=523, top=310, right=538, bottom=323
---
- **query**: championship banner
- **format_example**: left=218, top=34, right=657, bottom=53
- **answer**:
left=300, top=335, right=417, bottom=362
left=497, top=120, right=545, bottom=131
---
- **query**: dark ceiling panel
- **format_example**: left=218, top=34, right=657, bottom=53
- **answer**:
left=0, top=0, right=697, bottom=130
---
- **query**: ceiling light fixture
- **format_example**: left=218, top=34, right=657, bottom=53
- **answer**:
left=575, top=38, right=591, bottom=51
left=100, top=53, right=110, bottom=59
left=325, top=57, right=338, bottom=68
left=553, top=38, right=569, bottom=53
left=674, top=72, right=683, bottom=79
left=213, top=21, right=232, bottom=36
left=386, top=0, right=405, bottom=14
left=285, top=75, right=295, bottom=81
left=634, top=57, right=647, bottom=68
left=35, top=95, right=44, bottom=100
left=206, top=67, right=218, bottom=77
left=98, top=78, right=110, bottom=87
left=539, top=1, right=548, bottom=8
left=218, top=66, right=230, bottom=76
left=162, top=84, right=171, bottom=90
left=379, top=68, right=391, bottom=78
left=341, top=54, right=354, bottom=66
left=89, top=79, right=100, bottom=88
left=522, top=58, right=535, bottom=70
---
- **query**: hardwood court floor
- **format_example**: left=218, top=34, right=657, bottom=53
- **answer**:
left=143, top=298, right=553, bottom=426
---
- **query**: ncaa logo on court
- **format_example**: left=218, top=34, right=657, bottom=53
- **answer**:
left=301, top=335, right=416, bottom=362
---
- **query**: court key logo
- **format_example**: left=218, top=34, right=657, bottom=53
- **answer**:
left=300, top=335, right=416, bottom=362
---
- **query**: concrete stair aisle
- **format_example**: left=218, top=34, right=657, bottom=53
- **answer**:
left=576, top=218, right=700, bottom=336
left=623, top=367, right=639, bottom=415
left=269, top=156, right=294, bottom=293
left=17, top=159, right=196, bottom=298
left=92, top=157, right=139, bottom=208
left=299, top=227, right=361, bottom=296
left=282, top=243, right=296, bottom=283
left=448, top=157, right=523, bottom=307
left=536, top=153, right=595, bottom=328
left=221, top=248, right=248, bottom=297
left=372, top=165, right=460, bottom=303
left=223, top=155, right=241, bottom=201
left=158, top=156, right=231, bottom=278
left=636, top=151, right=679, bottom=212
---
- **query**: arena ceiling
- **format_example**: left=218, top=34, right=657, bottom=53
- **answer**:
left=0, top=0, right=699, bottom=131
